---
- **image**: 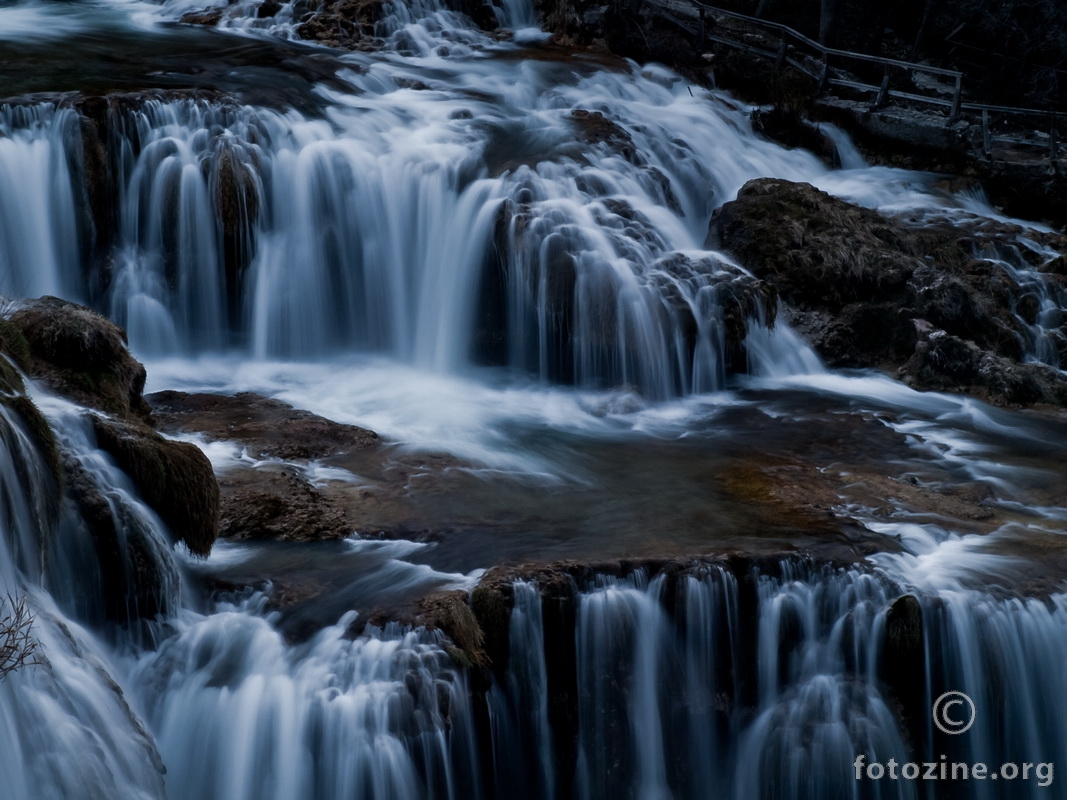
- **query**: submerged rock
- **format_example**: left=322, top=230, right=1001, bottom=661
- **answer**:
left=147, top=390, right=379, bottom=460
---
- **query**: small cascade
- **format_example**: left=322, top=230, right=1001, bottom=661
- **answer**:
left=125, top=596, right=480, bottom=800
left=982, top=238, right=1067, bottom=369
left=33, top=395, right=182, bottom=629
left=0, top=398, right=169, bottom=800
left=0, top=105, right=83, bottom=302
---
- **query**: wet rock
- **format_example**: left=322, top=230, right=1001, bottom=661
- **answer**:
left=710, top=179, right=1067, bottom=405
left=179, top=8, right=224, bottom=25
left=8, top=297, right=151, bottom=421
left=257, top=0, right=283, bottom=18
left=91, top=416, right=219, bottom=556
left=209, top=140, right=261, bottom=327
left=707, top=179, right=924, bottom=310
left=146, top=391, right=384, bottom=542
left=568, top=109, right=639, bottom=164
left=652, top=253, right=777, bottom=373
left=146, top=390, right=379, bottom=460
left=61, top=456, right=174, bottom=624
left=751, top=107, right=837, bottom=167
left=296, top=0, right=386, bottom=49
left=218, top=468, right=351, bottom=542
left=470, top=577, right=514, bottom=676
left=418, top=590, right=489, bottom=670
left=900, top=328, right=1067, bottom=407
left=880, top=594, right=925, bottom=748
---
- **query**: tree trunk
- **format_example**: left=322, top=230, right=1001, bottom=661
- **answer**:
left=818, top=0, right=838, bottom=46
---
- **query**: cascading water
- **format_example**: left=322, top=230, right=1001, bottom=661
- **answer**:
left=0, top=0, right=901, bottom=400
left=486, top=565, right=1066, bottom=800
left=0, top=399, right=168, bottom=800
left=124, top=598, right=481, bottom=800
left=2, top=0, right=1067, bottom=797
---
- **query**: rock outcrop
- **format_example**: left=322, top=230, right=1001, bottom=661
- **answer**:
left=147, top=390, right=379, bottom=460
left=708, top=178, right=1067, bottom=406
left=7, top=297, right=151, bottom=420
left=2, top=298, right=220, bottom=556
left=91, top=417, right=219, bottom=556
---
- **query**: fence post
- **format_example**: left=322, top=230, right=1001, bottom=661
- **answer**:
left=948, top=74, right=962, bottom=124
left=982, top=109, right=991, bottom=158
left=697, top=8, right=706, bottom=51
left=872, top=70, right=890, bottom=110
left=775, top=36, right=787, bottom=71
left=815, top=53, right=829, bottom=95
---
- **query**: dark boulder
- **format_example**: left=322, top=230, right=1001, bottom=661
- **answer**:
left=900, top=327, right=1067, bottom=407
left=8, top=297, right=151, bottom=421
left=91, top=416, right=219, bottom=556
left=880, top=594, right=925, bottom=748
left=707, top=179, right=923, bottom=310
left=710, top=179, right=1067, bottom=405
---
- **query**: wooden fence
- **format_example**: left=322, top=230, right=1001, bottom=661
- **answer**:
left=639, top=0, right=1061, bottom=162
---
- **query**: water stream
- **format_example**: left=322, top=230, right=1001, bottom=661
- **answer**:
left=2, top=0, right=1067, bottom=797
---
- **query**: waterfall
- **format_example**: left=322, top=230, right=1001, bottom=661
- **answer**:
left=2, top=0, right=1067, bottom=797
left=124, top=598, right=481, bottom=800
left=0, top=105, right=82, bottom=302
left=0, top=42, right=855, bottom=398
left=0, top=401, right=168, bottom=800
left=486, top=565, right=1067, bottom=800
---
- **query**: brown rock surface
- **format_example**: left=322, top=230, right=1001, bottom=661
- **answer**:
left=7, top=297, right=151, bottom=420
left=709, top=179, right=1067, bottom=406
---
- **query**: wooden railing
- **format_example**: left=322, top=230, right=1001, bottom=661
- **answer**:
left=639, top=0, right=1062, bottom=162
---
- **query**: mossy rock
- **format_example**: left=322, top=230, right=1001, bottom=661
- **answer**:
left=0, top=353, right=26, bottom=397
left=2, top=394, right=63, bottom=495
left=471, top=580, right=514, bottom=676
left=0, top=319, right=31, bottom=373
left=9, top=296, right=150, bottom=421
left=419, top=590, right=489, bottom=669
left=91, top=416, right=219, bottom=556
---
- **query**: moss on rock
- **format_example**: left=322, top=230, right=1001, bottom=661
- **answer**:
left=8, top=297, right=150, bottom=421
left=419, top=590, right=489, bottom=669
left=91, top=416, right=219, bottom=556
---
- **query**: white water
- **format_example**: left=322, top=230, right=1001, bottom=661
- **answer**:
left=486, top=566, right=1066, bottom=800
